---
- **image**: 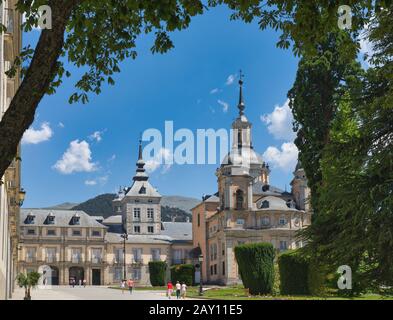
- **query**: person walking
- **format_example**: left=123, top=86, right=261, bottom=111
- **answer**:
left=83, top=279, right=87, bottom=288
left=127, top=279, right=134, bottom=294
left=121, top=280, right=126, bottom=294
left=79, top=279, right=82, bottom=287
left=175, top=281, right=181, bottom=300
left=181, top=282, right=187, bottom=299
left=167, top=281, right=173, bottom=299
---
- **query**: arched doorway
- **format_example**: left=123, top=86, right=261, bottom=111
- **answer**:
left=38, top=265, right=52, bottom=287
left=69, top=267, right=84, bottom=285
left=50, top=266, right=59, bottom=285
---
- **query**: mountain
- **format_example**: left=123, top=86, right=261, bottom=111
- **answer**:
left=43, top=202, right=79, bottom=210
left=70, top=194, right=200, bottom=221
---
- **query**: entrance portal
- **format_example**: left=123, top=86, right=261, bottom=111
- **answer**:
left=69, top=267, right=84, bottom=285
left=92, top=269, right=101, bottom=285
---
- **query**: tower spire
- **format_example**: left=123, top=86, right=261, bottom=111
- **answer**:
left=133, top=139, right=148, bottom=181
left=238, top=70, right=245, bottom=116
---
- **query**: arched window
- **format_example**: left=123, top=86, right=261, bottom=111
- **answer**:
left=236, top=189, right=244, bottom=210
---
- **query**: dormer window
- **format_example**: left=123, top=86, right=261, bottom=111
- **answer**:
left=26, top=212, right=35, bottom=224
left=286, top=200, right=296, bottom=209
left=46, top=212, right=55, bottom=224
left=139, top=186, right=146, bottom=194
left=261, top=200, right=269, bottom=209
left=71, top=213, right=80, bottom=225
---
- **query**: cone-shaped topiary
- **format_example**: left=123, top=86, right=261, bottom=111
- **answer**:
left=234, top=243, right=275, bottom=295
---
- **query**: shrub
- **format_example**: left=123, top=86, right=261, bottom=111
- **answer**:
left=308, top=259, right=330, bottom=296
left=278, top=250, right=310, bottom=295
left=148, top=261, right=167, bottom=286
left=234, top=243, right=275, bottom=295
left=170, top=264, right=194, bottom=286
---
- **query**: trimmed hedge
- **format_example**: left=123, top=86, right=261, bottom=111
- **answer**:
left=148, top=261, right=167, bottom=286
left=234, top=243, right=275, bottom=295
left=170, top=264, right=194, bottom=286
left=278, top=250, right=309, bottom=295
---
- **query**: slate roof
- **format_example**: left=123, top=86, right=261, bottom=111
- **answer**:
left=20, top=209, right=107, bottom=228
left=105, top=232, right=173, bottom=244
left=102, top=215, right=122, bottom=224
left=125, top=180, right=161, bottom=198
left=256, top=196, right=299, bottom=212
left=161, top=222, right=192, bottom=241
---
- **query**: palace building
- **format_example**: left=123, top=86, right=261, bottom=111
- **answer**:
left=18, top=142, right=193, bottom=286
left=192, top=77, right=312, bottom=285
left=0, top=0, right=22, bottom=299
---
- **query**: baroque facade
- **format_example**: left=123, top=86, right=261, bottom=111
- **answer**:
left=0, top=0, right=22, bottom=300
left=18, top=142, right=193, bottom=286
left=192, top=78, right=312, bottom=285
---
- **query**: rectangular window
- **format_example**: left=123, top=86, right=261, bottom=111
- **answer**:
left=26, top=248, right=36, bottom=263
left=147, top=226, right=154, bottom=233
left=236, top=218, right=245, bottom=225
left=132, top=248, right=142, bottom=263
left=134, top=226, right=141, bottom=234
left=114, top=248, right=123, bottom=263
left=72, top=229, right=81, bottom=236
left=151, top=249, right=161, bottom=261
left=27, top=229, right=36, bottom=235
left=214, top=264, right=217, bottom=275
left=133, top=208, right=141, bottom=220
left=210, top=265, right=214, bottom=276
left=173, top=249, right=183, bottom=265
left=91, top=248, right=102, bottom=263
left=222, top=262, right=225, bottom=275
left=279, top=218, right=287, bottom=226
left=114, top=267, right=122, bottom=281
left=280, top=241, right=288, bottom=251
left=91, top=230, right=101, bottom=237
left=147, top=208, right=154, bottom=219
left=197, top=213, right=200, bottom=227
left=46, top=248, right=56, bottom=263
left=46, top=229, right=56, bottom=236
left=132, top=268, right=141, bottom=280
left=71, top=248, right=82, bottom=263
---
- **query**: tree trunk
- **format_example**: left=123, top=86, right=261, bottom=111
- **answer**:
left=0, top=0, right=81, bottom=178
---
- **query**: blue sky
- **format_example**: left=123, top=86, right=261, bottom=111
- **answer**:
left=21, top=5, right=300, bottom=208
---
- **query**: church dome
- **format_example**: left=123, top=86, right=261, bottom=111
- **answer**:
left=221, top=147, right=263, bottom=167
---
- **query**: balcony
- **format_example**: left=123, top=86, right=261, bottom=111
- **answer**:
left=46, top=256, right=56, bottom=264
left=91, top=257, right=102, bottom=264
left=113, top=257, right=124, bottom=265
left=71, top=257, right=82, bottom=264
left=25, top=257, right=36, bottom=263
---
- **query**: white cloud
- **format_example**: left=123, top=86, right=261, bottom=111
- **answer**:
left=89, top=130, right=104, bottom=142
left=84, top=175, right=108, bottom=187
left=217, top=99, right=229, bottom=113
left=210, top=88, right=220, bottom=94
left=145, top=148, right=172, bottom=174
left=58, top=122, right=65, bottom=128
left=22, top=122, right=53, bottom=145
left=261, top=99, right=296, bottom=141
left=226, top=74, right=236, bottom=86
left=85, top=180, right=97, bottom=186
left=53, top=140, right=98, bottom=174
left=263, top=142, right=299, bottom=172
left=107, top=154, right=116, bottom=162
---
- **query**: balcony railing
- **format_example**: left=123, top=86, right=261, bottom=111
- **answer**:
left=113, top=257, right=124, bottom=264
left=25, top=257, right=36, bottom=263
left=4, top=9, right=14, bottom=34
left=46, top=256, right=56, bottom=263
left=91, top=257, right=102, bottom=264
left=71, top=257, right=82, bottom=264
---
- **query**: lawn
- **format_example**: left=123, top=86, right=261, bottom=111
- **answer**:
left=108, top=285, right=393, bottom=300
left=186, top=286, right=393, bottom=300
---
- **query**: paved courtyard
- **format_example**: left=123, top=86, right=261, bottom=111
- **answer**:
left=11, top=286, right=198, bottom=300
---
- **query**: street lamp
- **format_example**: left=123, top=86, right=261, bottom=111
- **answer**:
left=198, top=254, right=204, bottom=296
left=19, top=188, right=26, bottom=207
left=120, top=232, right=128, bottom=280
